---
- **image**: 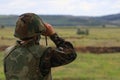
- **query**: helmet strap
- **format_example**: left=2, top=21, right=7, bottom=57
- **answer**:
left=45, top=36, right=48, bottom=46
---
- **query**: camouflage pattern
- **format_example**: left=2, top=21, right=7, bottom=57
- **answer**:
left=14, top=13, right=46, bottom=39
left=4, top=41, right=47, bottom=80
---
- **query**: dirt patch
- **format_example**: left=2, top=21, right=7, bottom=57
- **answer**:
left=0, top=45, right=120, bottom=53
left=0, top=45, right=8, bottom=51
left=76, top=46, right=120, bottom=53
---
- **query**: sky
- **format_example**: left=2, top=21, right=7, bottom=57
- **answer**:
left=0, top=0, right=120, bottom=16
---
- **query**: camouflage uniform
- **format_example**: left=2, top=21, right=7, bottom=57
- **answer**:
left=4, top=13, right=77, bottom=80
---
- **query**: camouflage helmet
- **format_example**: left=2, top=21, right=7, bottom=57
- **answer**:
left=14, top=13, right=46, bottom=39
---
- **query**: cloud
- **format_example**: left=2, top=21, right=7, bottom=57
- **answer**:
left=9, top=0, right=36, bottom=9
left=32, top=0, right=74, bottom=15
left=0, top=0, right=120, bottom=16
left=70, top=0, right=120, bottom=16
left=0, top=0, right=37, bottom=14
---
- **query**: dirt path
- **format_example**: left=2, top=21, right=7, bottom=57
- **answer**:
left=76, top=46, right=120, bottom=53
left=0, top=45, right=120, bottom=53
left=0, top=45, right=8, bottom=51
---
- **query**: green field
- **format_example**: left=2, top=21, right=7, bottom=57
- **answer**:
left=0, top=27, right=120, bottom=47
left=0, top=27, right=120, bottom=80
left=52, top=53, right=120, bottom=80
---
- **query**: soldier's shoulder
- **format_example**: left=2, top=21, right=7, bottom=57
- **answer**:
left=4, top=45, right=16, bottom=58
left=5, top=45, right=16, bottom=53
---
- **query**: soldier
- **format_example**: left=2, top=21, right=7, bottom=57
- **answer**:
left=4, top=13, right=77, bottom=80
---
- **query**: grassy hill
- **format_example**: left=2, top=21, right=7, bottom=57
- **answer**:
left=0, top=13, right=120, bottom=27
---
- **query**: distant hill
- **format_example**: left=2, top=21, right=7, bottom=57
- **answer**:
left=0, top=13, right=120, bottom=27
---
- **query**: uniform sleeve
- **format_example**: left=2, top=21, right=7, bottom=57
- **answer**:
left=40, top=33, right=77, bottom=76
left=49, top=33, right=77, bottom=67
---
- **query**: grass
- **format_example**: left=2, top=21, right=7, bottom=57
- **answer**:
left=0, top=52, right=5, bottom=80
left=52, top=53, right=120, bottom=80
left=0, top=27, right=120, bottom=47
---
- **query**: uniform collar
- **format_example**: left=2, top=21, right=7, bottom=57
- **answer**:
left=16, top=39, right=39, bottom=46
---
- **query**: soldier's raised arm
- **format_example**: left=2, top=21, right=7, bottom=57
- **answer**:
left=40, top=23, right=77, bottom=76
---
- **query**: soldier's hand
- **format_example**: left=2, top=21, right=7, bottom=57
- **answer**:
left=42, top=23, right=55, bottom=36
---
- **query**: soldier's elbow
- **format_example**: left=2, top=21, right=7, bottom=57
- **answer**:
left=72, top=52, right=77, bottom=61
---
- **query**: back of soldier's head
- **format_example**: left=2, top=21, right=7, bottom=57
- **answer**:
left=14, top=13, right=46, bottom=40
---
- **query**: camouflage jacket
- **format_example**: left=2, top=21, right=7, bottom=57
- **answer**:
left=4, top=34, right=77, bottom=80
